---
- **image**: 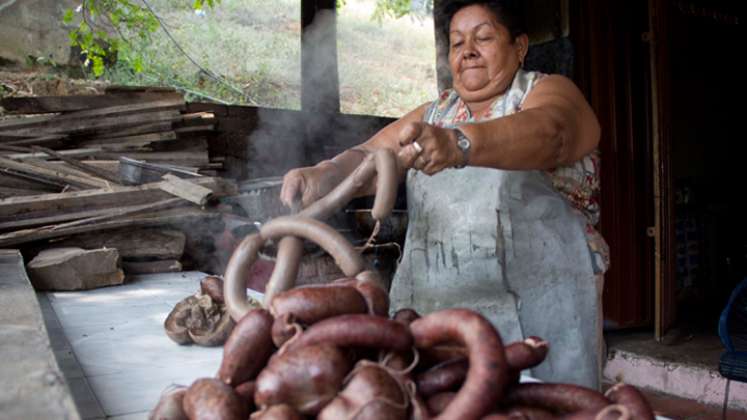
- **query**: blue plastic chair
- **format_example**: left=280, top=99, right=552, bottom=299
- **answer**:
left=718, top=277, right=747, bottom=418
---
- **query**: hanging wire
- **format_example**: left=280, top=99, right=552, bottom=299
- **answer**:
left=139, top=0, right=259, bottom=106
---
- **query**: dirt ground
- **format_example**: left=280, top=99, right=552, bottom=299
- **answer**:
left=0, top=68, right=110, bottom=113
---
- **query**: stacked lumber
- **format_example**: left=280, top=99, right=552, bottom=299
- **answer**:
left=0, top=87, right=235, bottom=284
left=0, top=175, right=236, bottom=246
left=1, top=174, right=238, bottom=287
left=0, top=86, right=221, bottom=198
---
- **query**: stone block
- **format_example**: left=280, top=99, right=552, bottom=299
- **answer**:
left=27, top=247, right=124, bottom=291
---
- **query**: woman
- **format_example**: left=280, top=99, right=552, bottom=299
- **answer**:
left=280, top=0, right=608, bottom=389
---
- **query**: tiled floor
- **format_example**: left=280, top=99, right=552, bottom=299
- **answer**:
left=40, top=271, right=263, bottom=420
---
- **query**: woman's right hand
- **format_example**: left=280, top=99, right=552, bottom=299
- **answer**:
left=280, top=162, right=342, bottom=210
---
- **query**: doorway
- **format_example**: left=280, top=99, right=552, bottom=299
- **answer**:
left=664, top=0, right=744, bottom=341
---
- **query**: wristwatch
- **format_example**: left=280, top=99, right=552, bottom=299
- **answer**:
left=454, top=128, right=471, bottom=169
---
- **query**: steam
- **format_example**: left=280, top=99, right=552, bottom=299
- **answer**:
left=246, top=7, right=388, bottom=179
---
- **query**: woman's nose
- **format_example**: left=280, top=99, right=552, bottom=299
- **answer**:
left=462, top=41, right=478, bottom=59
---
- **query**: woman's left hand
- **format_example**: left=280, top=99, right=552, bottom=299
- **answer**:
left=398, top=122, right=464, bottom=175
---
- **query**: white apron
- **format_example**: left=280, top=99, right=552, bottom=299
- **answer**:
left=389, top=70, right=603, bottom=389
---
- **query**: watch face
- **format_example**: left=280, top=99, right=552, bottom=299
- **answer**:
left=457, top=133, right=471, bottom=151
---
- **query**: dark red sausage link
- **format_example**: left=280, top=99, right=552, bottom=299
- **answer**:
left=559, top=404, right=631, bottom=420
left=504, top=383, right=611, bottom=415
left=410, top=308, right=509, bottom=420
left=392, top=308, right=421, bottom=325
left=494, top=405, right=556, bottom=420
left=234, top=380, right=255, bottom=409
left=353, top=276, right=390, bottom=316
left=217, top=309, right=275, bottom=386
left=270, top=313, right=301, bottom=349
left=419, top=345, right=468, bottom=368
left=415, top=358, right=469, bottom=398
left=269, top=284, right=368, bottom=324
left=318, top=362, right=408, bottom=420
left=148, top=385, right=187, bottom=420
left=283, top=314, right=414, bottom=354
left=254, top=343, right=352, bottom=415
left=182, top=378, right=248, bottom=420
left=249, top=404, right=304, bottom=420
left=605, top=383, right=654, bottom=420
left=426, top=392, right=456, bottom=416
left=505, top=337, right=549, bottom=372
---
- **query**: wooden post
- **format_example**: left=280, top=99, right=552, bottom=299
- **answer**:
left=301, top=0, right=340, bottom=114
left=433, top=0, right=453, bottom=92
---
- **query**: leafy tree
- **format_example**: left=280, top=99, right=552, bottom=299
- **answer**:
left=63, top=0, right=219, bottom=77
left=63, top=0, right=429, bottom=80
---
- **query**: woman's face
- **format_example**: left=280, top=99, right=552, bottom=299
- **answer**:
left=448, top=5, right=527, bottom=104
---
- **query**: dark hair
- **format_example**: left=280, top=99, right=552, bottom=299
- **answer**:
left=437, top=0, right=527, bottom=42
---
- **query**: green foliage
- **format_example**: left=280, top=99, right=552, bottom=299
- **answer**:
left=63, top=0, right=218, bottom=77
left=371, top=0, right=433, bottom=22
left=193, top=0, right=218, bottom=9
left=372, top=0, right=412, bottom=21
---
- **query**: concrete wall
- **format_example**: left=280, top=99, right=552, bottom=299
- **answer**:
left=0, top=0, right=78, bottom=65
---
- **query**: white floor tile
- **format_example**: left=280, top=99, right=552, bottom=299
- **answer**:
left=46, top=271, right=225, bottom=417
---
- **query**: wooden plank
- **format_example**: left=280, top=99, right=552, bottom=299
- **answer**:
left=48, top=160, right=120, bottom=174
left=3, top=135, right=66, bottom=148
left=0, top=208, right=218, bottom=247
left=105, top=85, right=177, bottom=94
left=160, top=174, right=214, bottom=206
left=6, top=148, right=103, bottom=160
left=151, top=137, right=207, bottom=152
left=0, top=91, right=183, bottom=114
left=0, top=177, right=235, bottom=219
left=100, top=150, right=210, bottom=167
left=0, top=156, right=105, bottom=189
left=93, top=121, right=174, bottom=139
left=20, top=158, right=111, bottom=188
left=0, top=171, right=60, bottom=191
left=0, top=99, right=184, bottom=131
left=174, top=125, right=215, bottom=135
left=0, top=205, right=142, bottom=231
left=0, top=167, right=68, bottom=190
left=77, top=131, right=177, bottom=148
left=179, top=112, right=216, bottom=125
left=3, top=110, right=182, bottom=137
left=0, top=186, right=48, bottom=198
left=0, top=144, right=31, bottom=153
left=31, top=146, right=122, bottom=184
left=0, top=132, right=66, bottom=141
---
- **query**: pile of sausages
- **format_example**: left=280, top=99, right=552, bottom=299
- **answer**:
left=150, top=283, right=655, bottom=420
left=149, top=150, right=656, bottom=419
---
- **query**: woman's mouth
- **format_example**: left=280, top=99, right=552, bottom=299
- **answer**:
left=462, top=65, right=484, bottom=72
